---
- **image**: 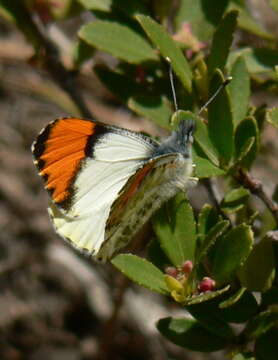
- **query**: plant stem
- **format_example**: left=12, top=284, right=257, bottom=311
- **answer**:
left=203, top=178, right=230, bottom=222
left=97, top=274, right=129, bottom=360
left=235, top=169, right=278, bottom=226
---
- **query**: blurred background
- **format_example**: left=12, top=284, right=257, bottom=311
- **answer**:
left=0, top=1, right=278, bottom=359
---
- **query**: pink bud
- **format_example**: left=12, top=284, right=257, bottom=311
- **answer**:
left=181, top=260, right=193, bottom=274
left=198, top=277, right=216, bottom=293
left=165, top=266, right=178, bottom=278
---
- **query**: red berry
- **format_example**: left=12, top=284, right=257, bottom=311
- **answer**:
left=165, top=266, right=178, bottom=278
left=198, top=277, right=216, bottom=293
left=182, top=260, right=193, bottom=274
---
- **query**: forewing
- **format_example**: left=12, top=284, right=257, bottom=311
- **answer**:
left=32, top=117, right=157, bottom=256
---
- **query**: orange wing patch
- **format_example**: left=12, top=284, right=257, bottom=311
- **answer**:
left=107, top=162, right=154, bottom=227
left=33, top=118, right=96, bottom=206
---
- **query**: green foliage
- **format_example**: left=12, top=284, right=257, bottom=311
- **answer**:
left=207, top=10, right=238, bottom=77
left=136, top=14, right=192, bottom=92
left=5, top=0, right=278, bottom=357
left=221, top=187, right=250, bottom=213
left=152, top=193, right=196, bottom=266
left=234, top=116, right=259, bottom=169
left=128, top=95, right=172, bottom=129
left=211, top=224, right=254, bottom=284
left=238, top=236, right=276, bottom=292
left=228, top=56, right=250, bottom=126
left=112, top=254, right=169, bottom=294
left=157, top=317, right=229, bottom=352
left=208, top=70, right=234, bottom=165
left=79, top=20, right=158, bottom=63
left=78, top=0, right=112, bottom=12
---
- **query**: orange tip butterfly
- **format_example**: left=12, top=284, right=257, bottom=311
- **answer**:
left=32, top=117, right=196, bottom=261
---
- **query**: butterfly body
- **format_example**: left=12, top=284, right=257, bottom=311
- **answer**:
left=32, top=117, right=195, bottom=261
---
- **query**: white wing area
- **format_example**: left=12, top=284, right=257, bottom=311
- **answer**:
left=94, top=131, right=156, bottom=161
left=48, top=130, right=156, bottom=256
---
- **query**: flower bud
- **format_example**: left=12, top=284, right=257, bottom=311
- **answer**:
left=165, top=266, right=178, bottom=278
left=181, top=260, right=193, bottom=274
left=198, top=277, right=216, bottom=293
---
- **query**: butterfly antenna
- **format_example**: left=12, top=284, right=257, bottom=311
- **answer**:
left=198, top=76, right=232, bottom=115
left=168, top=61, right=178, bottom=112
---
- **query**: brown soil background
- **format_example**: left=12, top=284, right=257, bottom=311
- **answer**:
left=0, top=5, right=277, bottom=360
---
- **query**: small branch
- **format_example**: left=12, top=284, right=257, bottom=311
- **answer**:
left=98, top=274, right=130, bottom=360
left=202, top=178, right=231, bottom=221
left=235, top=169, right=278, bottom=226
left=29, top=11, right=92, bottom=118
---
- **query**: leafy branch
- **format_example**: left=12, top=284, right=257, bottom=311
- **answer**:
left=235, top=169, right=278, bottom=226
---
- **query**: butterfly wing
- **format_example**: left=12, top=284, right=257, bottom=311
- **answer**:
left=32, top=117, right=158, bottom=256
left=97, top=152, right=193, bottom=260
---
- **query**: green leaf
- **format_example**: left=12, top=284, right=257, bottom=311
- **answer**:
left=228, top=56, right=250, bottom=127
left=79, top=21, right=158, bottom=64
left=220, top=286, right=246, bottom=308
left=94, top=64, right=142, bottom=102
left=254, top=104, right=267, bottom=131
left=233, top=137, right=255, bottom=167
left=255, top=329, right=278, bottom=360
left=194, top=115, right=220, bottom=166
left=238, top=236, right=276, bottom=292
left=73, top=39, right=95, bottom=68
left=157, top=317, right=228, bottom=352
left=192, top=150, right=225, bottom=178
left=234, top=116, right=259, bottom=169
left=228, top=47, right=278, bottom=74
left=152, top=193, right=196, bottom=266
left=79, top=0, right=149, bottom=17
left=207, top=10, right=238, bottom=77
left=221, top=187, right=250, bottom=213
left=197, top=220, right=230, bottom=263
left=219, top=289, right=258, bottom=323
left=111, top=254, right=169, bottom=294
left=198, top=204, right=219, bottom=238
left=136, top=15, right=192, bottom=92
left=228, top=1, right=272, bottom=39
left=183, top=285, right=230, bottom=305
left=270, top=0, right=278, bottom=13
left=78, top=0, right=112, bottom=11
left=187, top=300, right=234, bottom=339
left=128, top=95, right=172, bottom=129
left=174, top=0, right=229, bottom=42
left=266, top=108, right=278, bottom=129
left=247, top=310, right=278, bottom=340
left=212, top=224, right=254, bottom=284
left=208, top=70, right=234, bottom=164
left=49, top=0, right=82, bottom=19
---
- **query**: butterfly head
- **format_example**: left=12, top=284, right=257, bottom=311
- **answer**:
left=154, top=119, right=195, bottom=158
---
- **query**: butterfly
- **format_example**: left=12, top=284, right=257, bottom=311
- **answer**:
left=32, top=117, right=196, bottom=261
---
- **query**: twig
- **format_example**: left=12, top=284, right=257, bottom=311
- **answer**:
left=202, top=178, right=231, bottom=222
left=235, top=169, right=278, bottom=226
left=97, top=274, right=130, bottom=360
